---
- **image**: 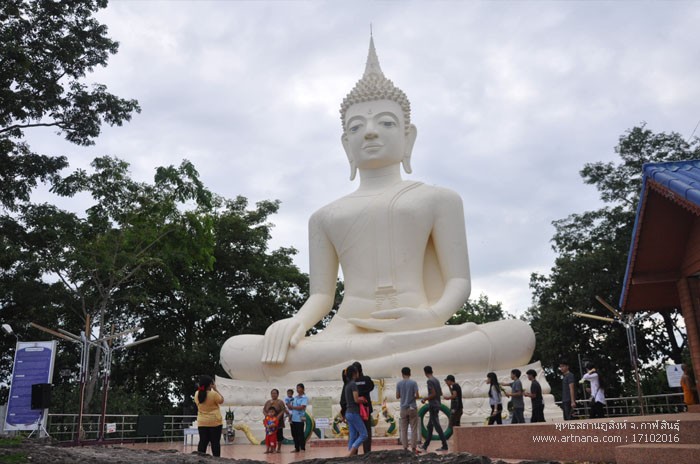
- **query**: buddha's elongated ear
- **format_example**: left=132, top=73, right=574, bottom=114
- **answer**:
left=341, top=133, right=357, bottom=180
left=402, top=124, right=417, bottom=174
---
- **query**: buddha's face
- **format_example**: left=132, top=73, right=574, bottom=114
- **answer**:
left=342, top=99, right=416, bottom=174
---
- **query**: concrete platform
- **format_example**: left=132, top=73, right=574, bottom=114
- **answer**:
left=615, top=444, right=700, bottom=464
left=453, top=412, right=700, bottom=463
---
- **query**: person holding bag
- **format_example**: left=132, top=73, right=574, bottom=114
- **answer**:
left=344, top=364, right=368, bottom=456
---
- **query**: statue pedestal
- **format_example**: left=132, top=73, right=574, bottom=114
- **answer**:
left=215, top=361, right=559, bottom=444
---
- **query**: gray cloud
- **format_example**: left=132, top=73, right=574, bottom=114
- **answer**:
left=23, top=1, right=700, bottom=316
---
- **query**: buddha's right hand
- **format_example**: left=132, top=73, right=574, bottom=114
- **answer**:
left=261, top=317, right=306, bottom=364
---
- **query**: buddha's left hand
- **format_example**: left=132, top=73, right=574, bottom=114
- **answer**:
left=347, top=307, right=443, bottom=332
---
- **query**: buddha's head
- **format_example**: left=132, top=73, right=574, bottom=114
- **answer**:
left=340, top=37, right=417, bottom=180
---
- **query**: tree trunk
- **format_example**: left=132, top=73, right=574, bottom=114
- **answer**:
left=662, top=310, right=684, bottom=364
left=83, top=345, right=102, bottom=412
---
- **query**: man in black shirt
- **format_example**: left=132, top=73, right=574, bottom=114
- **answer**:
left=525, top=369, right=545, bottom=422
left=443, top=375, right=463, bottom=427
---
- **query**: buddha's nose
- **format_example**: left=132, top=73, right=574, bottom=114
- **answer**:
left=364, top=131, right=378, bottom=140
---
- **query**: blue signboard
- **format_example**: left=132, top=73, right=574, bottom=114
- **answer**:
left=4, top=341, right=56, bottom=431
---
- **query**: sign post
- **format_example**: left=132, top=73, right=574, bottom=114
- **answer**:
left=310, top=396, right=333, bottom=439
left=4, top=341, right=57, bottom=436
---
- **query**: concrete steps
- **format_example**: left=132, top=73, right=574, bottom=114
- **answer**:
left=453, top=412, right=699, bottom=463
left=615, top=444, right=700, bottom=464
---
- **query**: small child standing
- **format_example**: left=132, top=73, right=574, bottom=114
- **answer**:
left=284, top=388, right=294, bottom=420
left=263, top=407, right=279, bottom=454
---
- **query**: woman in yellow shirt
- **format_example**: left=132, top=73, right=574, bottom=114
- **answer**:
left=194, top=375, right=225, bottom=456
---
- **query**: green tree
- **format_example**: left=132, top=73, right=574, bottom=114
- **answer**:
left=0, top=0, right=140, bottom=209
left=447, top=293, right=513, bottom=325
left=0, top=0, right=139, bottom=403
left=1, top=156, right=216, bottom=411
left=525, top=125, right=700, bottom=398
left=108, top=195, right=308, bottom=413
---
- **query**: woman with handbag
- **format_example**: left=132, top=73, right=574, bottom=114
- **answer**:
left=344, top=364, right=368, bottom=456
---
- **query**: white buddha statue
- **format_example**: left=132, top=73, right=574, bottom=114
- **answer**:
left=220, top=37, right=535, bottom=382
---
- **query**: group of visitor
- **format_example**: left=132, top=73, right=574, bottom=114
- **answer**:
left=394, top=365, right=461, bottom=454
left=486, top=369, right=545, bottom=425
left=560, top=359, right=606, bottom=421
left=260, top=384, right=308, bottom=454
left=194, top=358, right=700, bottom=458
left=193, top=375, right=308, bottom=457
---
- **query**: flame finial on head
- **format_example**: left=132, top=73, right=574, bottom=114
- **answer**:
left=340, top=36, right=411, bottom=133
left=364, top=36, right=383, bottom=79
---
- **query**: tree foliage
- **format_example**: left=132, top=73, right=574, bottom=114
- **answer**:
left=0, top=0, right=140, bottom=209
left=0, top=157, right=307, bottom=412
left=0, top=1, right=309, bottom=414
left=525, top=125, right=700, bottom=399
left=1, top=0, right=141, bottom=405
left=447, top=293, right=513, bottom=325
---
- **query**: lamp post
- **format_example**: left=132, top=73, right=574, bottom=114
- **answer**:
left=28, top=320, right=158, bottom=442
left=573, top=295, right=646, bottom=416
left=2, top=324, right=19, bottom=343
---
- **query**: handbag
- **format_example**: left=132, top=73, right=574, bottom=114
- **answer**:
left=359, top=402, right=369, bottom=421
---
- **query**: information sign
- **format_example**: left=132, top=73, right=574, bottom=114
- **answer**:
left=310, top=396, right=333, bottom=420
left=665, top=364, right=683, bottom=388
left=4, top=341, right=57, bottom=431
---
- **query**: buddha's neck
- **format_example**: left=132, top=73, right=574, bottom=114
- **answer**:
left=356, top=165, right=403, bottom=194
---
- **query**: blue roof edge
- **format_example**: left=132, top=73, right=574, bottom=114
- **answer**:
left=619, top=174, right=648, bottom=310
left=618, top=159, right=700, bottom=309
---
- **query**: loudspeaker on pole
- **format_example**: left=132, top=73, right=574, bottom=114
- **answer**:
left=31, top=383, right=52, bottom=410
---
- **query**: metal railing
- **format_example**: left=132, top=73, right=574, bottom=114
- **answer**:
left=45, top=393, right=688, bottom=441
left=47, top=414, right=197, bottom=443
left=555, top=392, right=687, bottom=419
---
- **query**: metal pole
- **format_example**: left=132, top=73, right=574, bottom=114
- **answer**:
left=625, top=319, right=646, bottom=415
left=98, top=342, right=111, bottom=442
left=76, top=331, right=90, bottom=443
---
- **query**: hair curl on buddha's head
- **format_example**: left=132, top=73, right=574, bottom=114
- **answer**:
left=340, top=37, right=411, bottom=134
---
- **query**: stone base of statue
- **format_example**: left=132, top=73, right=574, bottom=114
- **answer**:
left=215, top=361, right=559, bottom=444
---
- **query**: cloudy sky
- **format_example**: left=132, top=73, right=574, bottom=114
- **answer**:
left=28, top=0, right=700, bottom=316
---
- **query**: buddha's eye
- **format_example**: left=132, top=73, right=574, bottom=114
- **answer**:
left=379, top=120, right=397, bottom=128
left=349, top=123, right=362, bottom=133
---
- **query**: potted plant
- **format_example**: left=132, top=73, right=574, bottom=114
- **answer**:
left=224, top=408, right=235, bottom=442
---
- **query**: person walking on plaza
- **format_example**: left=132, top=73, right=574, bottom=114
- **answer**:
left=344, top=364, right=369, bottom=457
left=503, top=369, right=525, bottom=424
left=443, top=374, right=463, bottom=428
left=263, top=389, right=287, bottom=452
left=420, top=366, right=448, bottom=452
left=486, top=372, right=503, bottom=425
left=559, top=360, right=576, bottom=420
left=396, top=366, right=420, bottom=453
left=288, top=383, right=308, bottom=452
left=194, top=375, right=224, bottom=457
left=352, top=361, right=374, bottom=453
left=581, top=362, right=606, bottom=418
left=525, top=369, right=545, bottom=422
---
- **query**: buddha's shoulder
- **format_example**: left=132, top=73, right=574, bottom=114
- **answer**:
left=309, top=181, right=462, bottom=220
